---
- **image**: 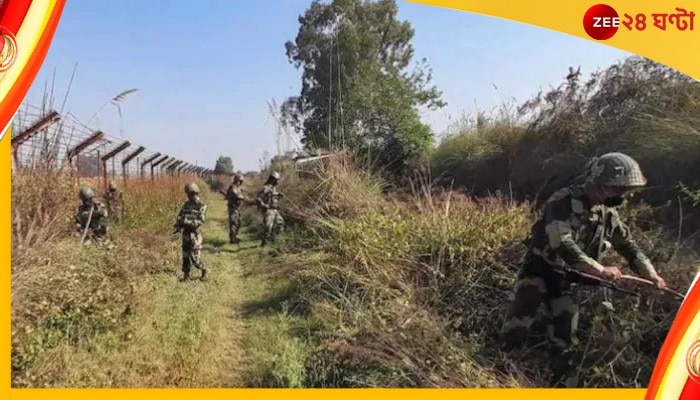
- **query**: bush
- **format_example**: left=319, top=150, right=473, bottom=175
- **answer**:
left=11, top=175, right=209, bottom=387
left=431, top=56, right=700, bottom=231
left=275, top=154, right=695, bottom=388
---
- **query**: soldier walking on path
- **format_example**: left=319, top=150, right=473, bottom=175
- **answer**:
left=256, top=171, right=285, bottom=247
left=220, top=173, right=256, bottom=244
left=174, top=182, right=208, bottom=281
left=74, top=186, right=111, bottom=247
left=501, top=152, right=668, bottom=388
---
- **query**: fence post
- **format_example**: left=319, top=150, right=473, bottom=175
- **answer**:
left=100, top=141, right=130, bottom=191
left=11, top=111, right=61, bottom=174
left=151, top=155, right=170, bottom=180
left=141, top=153, right=161, bottom=180
left=66, top=131, right=105, bottom=182
left=121, top=146, right=145, bottom=185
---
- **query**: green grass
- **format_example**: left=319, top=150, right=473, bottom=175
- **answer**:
left=12, top=178, right=313, bottom=388
left=264, top=155, right=697, bottom=388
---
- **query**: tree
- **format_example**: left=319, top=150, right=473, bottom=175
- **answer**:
left=281, top=0, right=445, bottom=178
left=214, top=156, right=234, bottom=174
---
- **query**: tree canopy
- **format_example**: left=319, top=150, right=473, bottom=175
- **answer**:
left=281, top=0, right=445, bottom=177
left=214, top=156, right=234, bottom=174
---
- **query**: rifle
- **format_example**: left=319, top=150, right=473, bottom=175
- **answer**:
left=555, top=265, right=686, bottom=301
left=555, top=265, right=640, bottom=296
left=80, top=205, right=95, bottom=245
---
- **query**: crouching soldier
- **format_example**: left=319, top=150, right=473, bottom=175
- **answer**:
left=501, top=152, right=667, bottom=387
left=74, top=186, right=111, bottom=247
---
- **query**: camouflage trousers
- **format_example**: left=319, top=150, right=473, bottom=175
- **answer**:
left=182, top=230, right=205, bottom=278
left=502, top=258, right=579, bottom=386
left=108, top=203, right=123, bottom=222
left=227, top=206, right=241, bottom=243
left=262, top=209, right=284, bottom=244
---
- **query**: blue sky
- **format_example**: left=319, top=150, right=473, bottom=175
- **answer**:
left=23, top=0, right=632, bottom=171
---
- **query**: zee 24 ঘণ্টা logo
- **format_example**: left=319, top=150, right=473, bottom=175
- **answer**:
left=582, top=3, right=696, bottom=40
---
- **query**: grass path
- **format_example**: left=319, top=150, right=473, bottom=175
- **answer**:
left=29, top=194, right=308, bottom=387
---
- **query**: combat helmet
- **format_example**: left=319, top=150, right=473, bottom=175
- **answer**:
left=185, top=182, right=200, bottom=194
left=108, top=181, right=117, bottom=191
left=269, top=171, right=280, bottom=181
left=585, top=152, right=647, bottom=188
left=79, top=186, right=95, bottom=201
left=233, top=173, right=244, bottom=183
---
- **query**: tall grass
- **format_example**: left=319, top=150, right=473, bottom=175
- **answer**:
left=431, top=56, right=700, bottom=234
left=11, top=173, right=208, bottom=387
left=273, top=154, right=695, bottom=388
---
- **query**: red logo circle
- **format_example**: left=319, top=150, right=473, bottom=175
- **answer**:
left=583, top=4, right=620, bottom=40
left=688, top=340, right=700, bottom=383
left=0, top=26, right=18, bottom=72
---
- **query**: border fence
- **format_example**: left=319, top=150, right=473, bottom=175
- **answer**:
left=10, top=103, right=217, bottom=189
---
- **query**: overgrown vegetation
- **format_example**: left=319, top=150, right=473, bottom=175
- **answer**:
left=11, top=174, right=204, bottom=387
left=432, top=57, right=700, bottom=234
left=11, top=0, right=700, bottom=389
left=271, top=153, right=695, bottom=388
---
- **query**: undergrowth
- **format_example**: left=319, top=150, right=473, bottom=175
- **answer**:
left=272, top=154, right=696, bottom=388
left=11, top=175, right=208, bottom=387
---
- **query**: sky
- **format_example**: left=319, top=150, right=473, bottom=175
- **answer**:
left=22, top=0, right=633, bottom=171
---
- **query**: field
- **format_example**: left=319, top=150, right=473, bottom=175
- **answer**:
left=10, top=54, right=700, bottom=388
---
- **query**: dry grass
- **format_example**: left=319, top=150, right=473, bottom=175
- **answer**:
left=431, top=56, right=700, bottom=233
left=11, top=172, right=210, bottom=387
left=268, top=155, right=696, bottom=388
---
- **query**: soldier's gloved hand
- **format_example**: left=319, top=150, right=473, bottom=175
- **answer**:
left=648, top=273, right=667, bottom=289
left=600, top=266, right=623, bottom=281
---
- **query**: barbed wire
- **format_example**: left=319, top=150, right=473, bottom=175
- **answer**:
left=10, top=105, right=213, bottom=186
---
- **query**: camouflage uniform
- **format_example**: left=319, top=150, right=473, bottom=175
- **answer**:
left=221, top=174, right=252, bottom=244
left=256, top=172, right=285, bottom=246
left=104, top=181, right=124, bottom=222
left=74, top=186, right=110, bottom=245
left=174, top=183, right=208, bottom=280
left=502, top=153, right=659, bottom=386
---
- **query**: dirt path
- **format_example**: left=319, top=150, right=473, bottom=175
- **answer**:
left=21, top=193, right=307, bottom=388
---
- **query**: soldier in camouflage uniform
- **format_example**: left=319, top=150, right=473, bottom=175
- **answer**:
left=220, top=173, right=255, bottom=244
left=104, top=181, right=124, bottom=222
left=74, top=186, right=110, bottom=245
left=256, top=171, right=285, bottom=247
left=174, top=182, right=208, bottom=280
left=502, top=152, right=667, bottom=387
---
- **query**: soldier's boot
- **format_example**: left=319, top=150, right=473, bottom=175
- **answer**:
left=180, top=269, right=190, bottom=282
left=548, top=346, right=576, bottom=387
left=229, top=233, right=240, bottom=244
left=200, top=267, right=208, bottom=281
left=501, top=326, right=528, bottom=352
left=180, top=259, right=191, bottom=281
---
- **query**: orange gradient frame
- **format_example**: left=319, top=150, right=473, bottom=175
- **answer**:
left=2, top=1, right=699, bottom=399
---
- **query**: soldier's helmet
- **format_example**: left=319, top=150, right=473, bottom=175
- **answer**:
left=108, top=181, right=117, bottom=190
left=79, top=186, right=95, bottom=201
left=233, top=173, right=244, bottom=183
left=585, top=152, right=647, bottom=188
left=269, top=171, right=280, bottom=181
left=185, top=182, right=200, bottom=194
